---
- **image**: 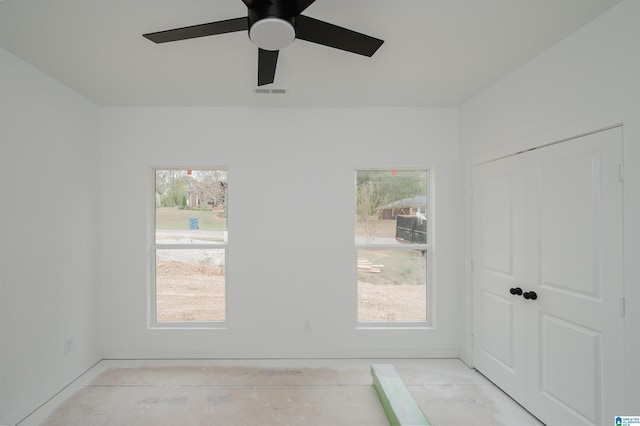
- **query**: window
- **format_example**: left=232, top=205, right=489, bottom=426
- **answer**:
left=152, top=169, right=227, bottom=326
left=355, top=169, right=429, bottom=323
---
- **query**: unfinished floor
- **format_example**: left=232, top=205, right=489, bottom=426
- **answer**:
left=19, top=359, right=542, bottom=426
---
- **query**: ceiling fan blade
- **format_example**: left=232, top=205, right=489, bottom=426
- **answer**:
left=291, top=0, right=317, bottom=15
left=241, top=0, right=273, bottom=8
left=258, top=49, right=279, bottom=86
left=295, top=15, right=383, bottom=57
left=143, top=17, right=248, bottom=43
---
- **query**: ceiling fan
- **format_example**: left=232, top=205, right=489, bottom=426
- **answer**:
left=143, top=0, right=384, bottom=86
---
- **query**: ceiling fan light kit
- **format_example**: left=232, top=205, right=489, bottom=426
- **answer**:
left=143, top=0, right=384, bottom=86
left=249, top=18, right=295, bottom=50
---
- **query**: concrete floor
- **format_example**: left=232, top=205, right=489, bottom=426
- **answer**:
left=19, top=359, right=543, bottom=426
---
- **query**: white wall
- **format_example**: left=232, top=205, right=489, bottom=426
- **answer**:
left=100, top=107, right=463, bottom=359
left=0, top=47, right=101, bottom=425
left=5, top=0, right=637, bottom=418
left=460, top=0, right=640, bottom=413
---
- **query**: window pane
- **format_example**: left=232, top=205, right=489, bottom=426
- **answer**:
left=155, top=169, right=227, bottom=245
left=355, top=170, right=427, bottom=244
left=156, top=248, right=225, bottom=322
left=358, top=249, right=426, bottom=321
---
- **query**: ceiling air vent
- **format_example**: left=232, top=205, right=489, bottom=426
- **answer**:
left=254, top=88, right=287, bottom=94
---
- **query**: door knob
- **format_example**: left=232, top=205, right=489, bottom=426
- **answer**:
left=523, top=291, right=538, bottom=300
left=509, top=287, right=523, bottom=296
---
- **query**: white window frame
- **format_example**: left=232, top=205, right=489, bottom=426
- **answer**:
left=355, top=168, right=433, bottom=329
left=149, top=167, right=228, bottom=329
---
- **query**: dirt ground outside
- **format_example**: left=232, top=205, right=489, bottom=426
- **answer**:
left=156, top=260, right=226, bottom=322
left=156, top=258, right=426, bottom=323
left=156, top=218, right=426, bottom=323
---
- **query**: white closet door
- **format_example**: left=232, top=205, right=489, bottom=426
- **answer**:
left=524, top=128, right=624, bottom=425
left=472, top=154, right=527, bottom=404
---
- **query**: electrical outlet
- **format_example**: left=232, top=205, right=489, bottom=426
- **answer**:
left=304, top=321, right=311, bottom=332
left=64, top=338, right=73, bottom=354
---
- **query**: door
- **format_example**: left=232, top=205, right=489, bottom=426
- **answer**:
left=524, top=128, right=624, bottom=425
left=472, top=127, right=624, bottom=425
left=472, top=154, right=527, bottom=404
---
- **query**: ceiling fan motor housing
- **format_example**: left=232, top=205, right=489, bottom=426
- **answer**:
left=248, top=2, right=296, bottom=51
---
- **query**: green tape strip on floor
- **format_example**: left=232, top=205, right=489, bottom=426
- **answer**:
left=371, top=364, right=430, bottom=426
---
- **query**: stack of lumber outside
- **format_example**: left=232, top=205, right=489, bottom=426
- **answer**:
left=358, top=258, right=385, bottom=273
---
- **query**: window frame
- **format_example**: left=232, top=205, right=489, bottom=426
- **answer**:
left=149, top=167, right=228, bottom=329
left=354, top=168, right=433, bottom=328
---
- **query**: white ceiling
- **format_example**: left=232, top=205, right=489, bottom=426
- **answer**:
left=0, top=0, right=621, bottom=107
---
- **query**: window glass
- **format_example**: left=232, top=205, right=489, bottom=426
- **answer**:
left=155, top=169, right=227, bottom=244
left=357, top=248, right=427, bottom=321
left=156, top=248, right=225, bottom=322
left=153, top=169, right=227, bottom=324
left=355, top=169, right=429, bottom=323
